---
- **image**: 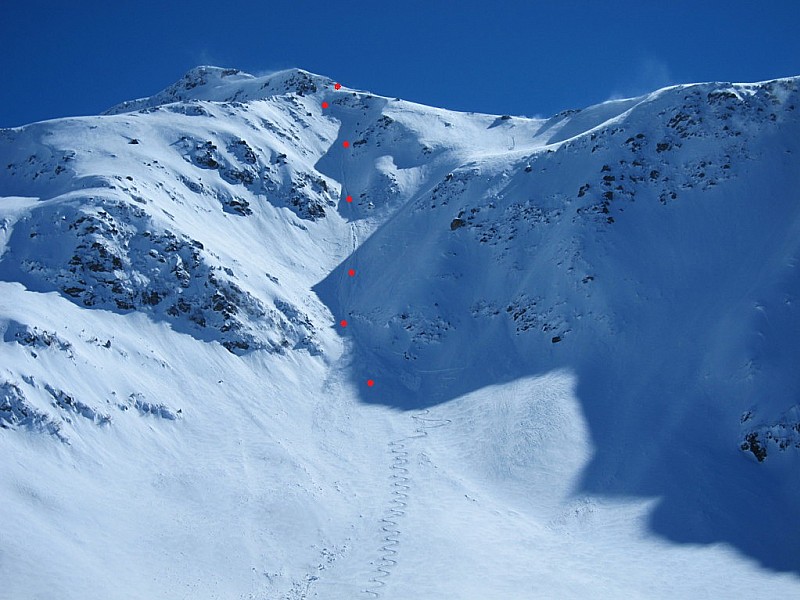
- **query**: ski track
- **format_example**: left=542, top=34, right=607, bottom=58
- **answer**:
left=362, top=410, right=452, bottom=598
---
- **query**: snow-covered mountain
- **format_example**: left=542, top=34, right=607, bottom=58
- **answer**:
left=2, top=66, right=799, bottom=599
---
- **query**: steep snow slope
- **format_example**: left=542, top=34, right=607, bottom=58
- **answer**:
left=321, top=77, right=800, bottom=574
left=1, top=67, right=799, bottom=599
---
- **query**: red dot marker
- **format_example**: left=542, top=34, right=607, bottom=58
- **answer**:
left=334, top=83, right=342, bottom=90
left=340, top=319, right=348, bottom=327
left=342, top=140, right=350, bottom=148
left=348, top=268, right=355, bottom=277
left=322, top=101, right=329, bottom=109
left=346, top=195, right=353, bottom=203
left=367, top=379, right=375, bottom=387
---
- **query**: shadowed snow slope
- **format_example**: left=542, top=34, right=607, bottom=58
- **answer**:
left=1, top=68, right=799, bottom=598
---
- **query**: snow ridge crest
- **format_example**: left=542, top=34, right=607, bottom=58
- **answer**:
left=104, top=66, right=332, bottom=115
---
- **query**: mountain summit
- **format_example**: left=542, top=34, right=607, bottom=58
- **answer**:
left=104, top=66, right=334, bottom=114
left=1, top=67, right=799, bottom=598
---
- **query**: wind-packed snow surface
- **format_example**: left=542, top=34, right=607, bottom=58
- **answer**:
left=1, top=66, right=800, bottom=599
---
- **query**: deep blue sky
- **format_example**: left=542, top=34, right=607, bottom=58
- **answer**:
left=2, top=1, right=799, bottom=127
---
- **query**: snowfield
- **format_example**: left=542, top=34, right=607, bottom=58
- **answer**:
left=1, top=66, right=799, bottom=599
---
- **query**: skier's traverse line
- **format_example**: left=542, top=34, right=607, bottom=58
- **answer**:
left=362, top=410, right=452, bottom=598
left=324, top=80, right=453, bottom=597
